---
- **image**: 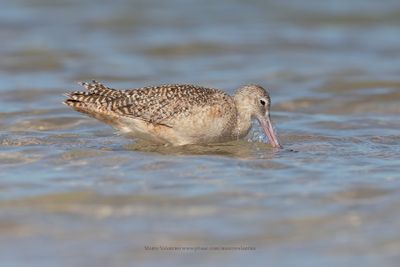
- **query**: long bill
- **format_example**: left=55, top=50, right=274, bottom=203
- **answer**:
left=258, top=115, right=282, bottom=149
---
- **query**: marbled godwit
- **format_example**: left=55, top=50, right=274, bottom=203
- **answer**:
left=64, top=81, right=282, bottom=148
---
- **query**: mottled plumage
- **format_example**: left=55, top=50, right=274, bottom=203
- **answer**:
left=64, top=81, right=282, bottom=147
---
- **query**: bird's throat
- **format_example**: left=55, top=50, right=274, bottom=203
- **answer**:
left=233, top=112, right=252, bottom=139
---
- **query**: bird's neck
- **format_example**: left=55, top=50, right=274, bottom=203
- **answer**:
left=233, top=98, right=253, bottom=139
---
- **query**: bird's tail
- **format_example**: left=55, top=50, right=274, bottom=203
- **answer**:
left=63, top=80, right=119, bottom=115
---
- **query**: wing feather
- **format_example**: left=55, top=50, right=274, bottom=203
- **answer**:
left=64, top=82, right=231, bottom=127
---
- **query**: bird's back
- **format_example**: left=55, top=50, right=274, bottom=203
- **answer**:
left=65, top=81, right=231, bottom=125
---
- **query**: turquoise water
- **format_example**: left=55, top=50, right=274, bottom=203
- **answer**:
left=1, top=0, right=400, bottom=266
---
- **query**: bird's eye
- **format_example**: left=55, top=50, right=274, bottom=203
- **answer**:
left=260, top=99, right=266, bottom=106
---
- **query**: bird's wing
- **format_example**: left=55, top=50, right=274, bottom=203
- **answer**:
left=64, top=82, right=230, bottom=127
left=112, top=84, right=229, bottom=126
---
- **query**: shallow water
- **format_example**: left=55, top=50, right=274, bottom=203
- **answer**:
left=1, top=0, right=400, bottom=266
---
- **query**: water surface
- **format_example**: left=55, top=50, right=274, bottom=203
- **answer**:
left=1, top=0, right=400, bottom=266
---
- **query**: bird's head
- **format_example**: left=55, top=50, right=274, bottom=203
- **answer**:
left=235, top=84, right=282, bottom=148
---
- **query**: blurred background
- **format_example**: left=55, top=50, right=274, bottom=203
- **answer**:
left=1, top=0, right=400, bottom=266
